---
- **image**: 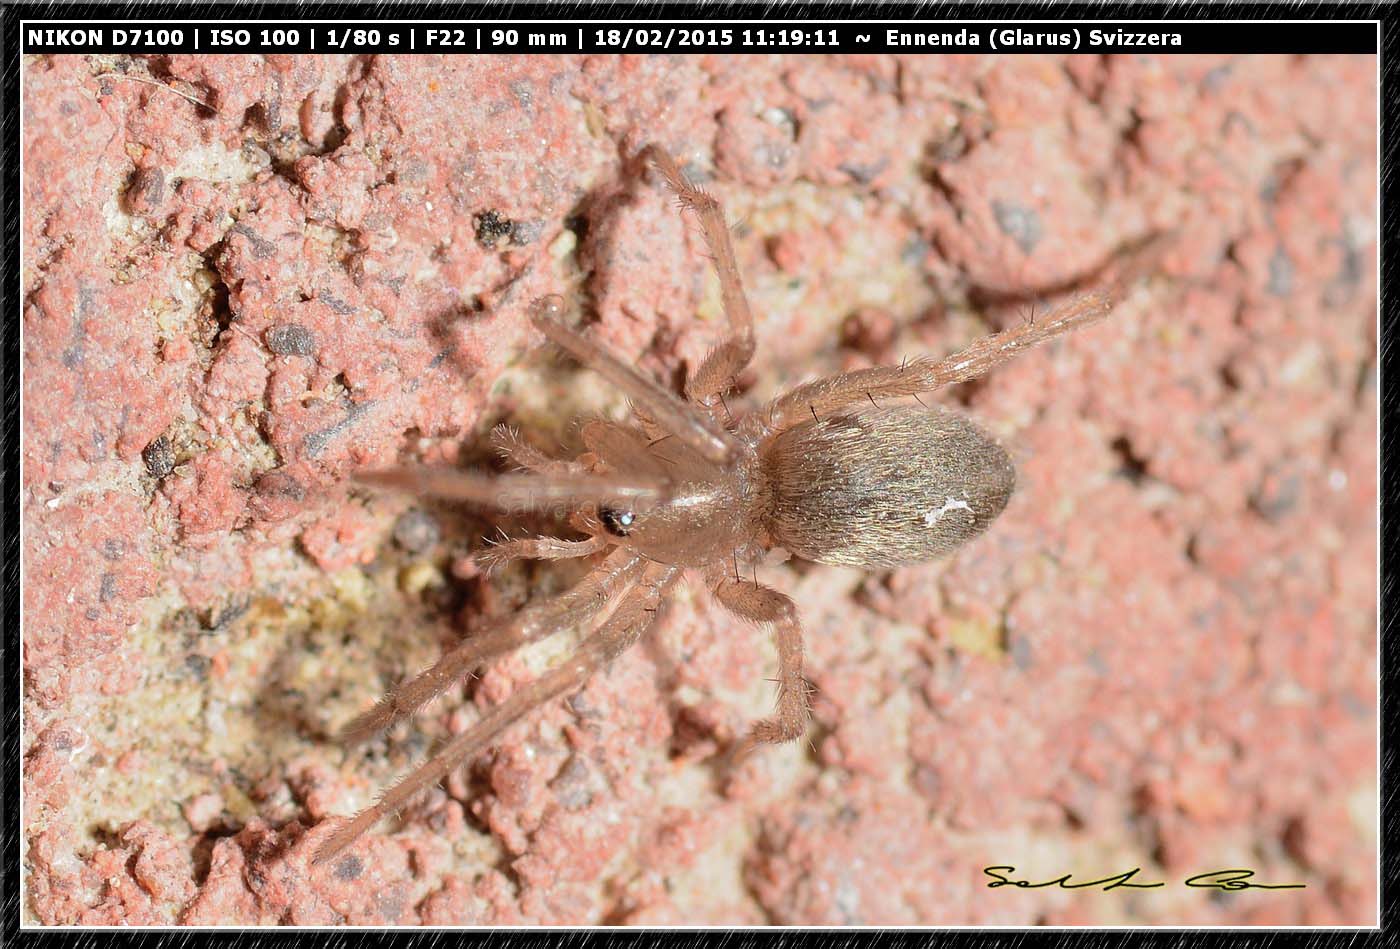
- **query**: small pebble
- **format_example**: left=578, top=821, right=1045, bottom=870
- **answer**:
left=125, top=166, right=165, bottom=213
left=392, top=509, right=441, bottom=553
left=182, top=793, right=224, bottom=833
left=399, top=561, right=445, bottom=597
left=142, top=436, right=175, bottom=478
left=265, top=323, right=317, bottom=356
left=474, top=210, right=513, bottom=249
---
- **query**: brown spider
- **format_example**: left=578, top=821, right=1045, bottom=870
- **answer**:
left=314, top=146, right=1119, bottom=863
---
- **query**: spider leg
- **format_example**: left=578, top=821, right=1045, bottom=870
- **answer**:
left=475, top=533, right=608, bottom=573
left=355, top=466, right=667, bottom=513
left=759, top=289, right=1114, bottom=433
left=643, top=146, right=757, bottom=405
left=339, top=550, right=646, bottom=745
left=711, top=575, right=811, bottom=762
left=530, top=296, right=740, bottom=466
left=315, top=561, right=680, bottom=864
left=489, top=424, right=580, bottom=476
left=595, top=561, right=682, bottom=658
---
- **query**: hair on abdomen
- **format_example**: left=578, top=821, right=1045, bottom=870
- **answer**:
left=759, top=406, right=1016, bottom=569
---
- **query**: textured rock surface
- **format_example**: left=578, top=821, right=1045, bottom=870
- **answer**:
left=23, top=53, right=1375, bottom=925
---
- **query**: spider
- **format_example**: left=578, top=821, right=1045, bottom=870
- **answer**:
left=314, top=146, right=1119, bottom=863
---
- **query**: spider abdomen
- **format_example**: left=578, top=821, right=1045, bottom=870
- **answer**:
left=759, top=406, right=1015, bottom=569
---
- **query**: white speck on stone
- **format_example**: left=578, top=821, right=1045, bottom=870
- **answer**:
left=762, top=106, right=792, bottom=127
left=66, top=731, right=90, bottom=759
left=923, top=496, right=972, bottom=527
left=549, top=228, right=577, bottom=259
left=1328, top=469, right=1348, bottom=491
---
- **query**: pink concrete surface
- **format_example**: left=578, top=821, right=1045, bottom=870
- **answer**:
left=22, top=53, right=1376, bottom=925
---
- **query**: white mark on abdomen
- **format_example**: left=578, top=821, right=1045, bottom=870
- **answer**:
left=923, top=496, right=973, bottom=527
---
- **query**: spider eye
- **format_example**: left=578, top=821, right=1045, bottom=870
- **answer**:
left=599, top=507, right=636, bottom=536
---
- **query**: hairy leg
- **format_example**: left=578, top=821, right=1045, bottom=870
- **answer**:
left=530, top=296, right=740, bottom=466
left=339, top=550, right=646, bottom=745
left=643, top=146, right=757, bottom=405
left=712, top=574, right=811, bottom=761
left=475, top=533, right=608, bottom=573
left=758, top=289, right=1114, bottom=433
left=597, top=562, right=682, bottom=658
left=315, top=561, right=680, bottom=864
left=490, top=424, right=580, bottom=476
left=355, top=466, right=666, bottom=513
